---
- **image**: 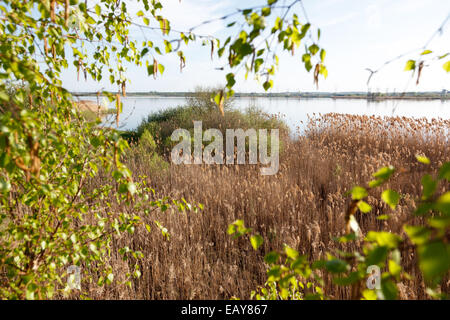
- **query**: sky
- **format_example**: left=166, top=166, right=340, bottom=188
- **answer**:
left=61, top=0, right=450, bottom=93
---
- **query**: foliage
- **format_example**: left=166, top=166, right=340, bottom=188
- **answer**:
left=404, top=51, right=450, bottom=84
left=105, top=114, right=446, bottom=299
left=30, top=113, right=442, bottom=300
left=0, top=0, right=447, bottom=301
left=228, top=221, right=325, bottom=300
left=230, top=156, right=449, bottom=300
left=126, top=129, right=168, bottom=173
left=0, top=0, right=323, bottom=299
left=135, top=88, right=289, bottom=156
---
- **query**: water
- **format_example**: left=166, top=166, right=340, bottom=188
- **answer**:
left=78, top=96, right=450, bottom=133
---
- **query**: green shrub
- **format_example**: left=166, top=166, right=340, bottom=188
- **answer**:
left=134, top=130, right=169, bottom=172
left=135, top=88, right=289, bottom=157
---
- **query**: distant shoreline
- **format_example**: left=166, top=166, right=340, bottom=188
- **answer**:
left=72, top=91, right=450, bottom=101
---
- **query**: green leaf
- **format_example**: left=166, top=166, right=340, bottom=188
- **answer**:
left=250, top=234, right=263, bottom=250
left=0, top=178, right=11, bottom=193
left=373, top=166, right=395, bottom=180
left=267, top=265, right=281, bottom=281
left=380, top=279, right=398, bottom=300
left=421, top=174, right=437, bottom=200
left=311, top=260, right=326, bottom=269
left=438, top=162, right=450, bottom=181
left=332, top=271, right=360, bottom=286
left=319, top=65, right=328, bottom=79
left=366, top=246, right=388, bottom=266
left=164, top=41, right=172, bottom=53
left=320, top=49, right=326, bottom=62
left=254, top=58, right=263, bottom=72
left=362, top=289, right=377, bottom=300
left=420, top=50, right=432, bottom=55
left=302, top=53, right=311, bottom=63
left=368, top=179, right=384, bottom=188
left=416, top=154, right=430, bottom=164
left=301, top=23, right=311, bottom=35
left=284, top=245, right=298, bottom=260
left=418, top=241, right=450, bottom=283
left=428, top=216, right=450, bottom=229
left=350, top=186, right=368, bottom=200
left=389, top=259, right=402, bottom=277
left=435, top=192, right=450, bottom=214
left=325, top=258, right=348, bottom=273
left=434, top=191, right=450, bottom=214
left=118, top=183, right=128, bottom=194
left=227, top=224, right=236, bottom=235
left=357, top=200, right=372, bottom=213
left=227, top=219, right=250, bottom=237
left=404, top=59, right=416, bottom=71
left=291, top=256, right=307, bottom=272
left=25, top=284, right=37, bottom=300
left=381, top=189, right=400, bottom=209
left=414, top=202, right=433, bottom=215
left=264, top=251, right=279, bottom=264
left=263, top=80, right=273, bottom=91
left=404, top=225, right=430, bottom=245
left=291, top=30, right=303, bottom=45
left=309, top=44, right=319, bottom=56
left=302, top=53, right=312, bottom=71
left=141, top=48, right=149, bottom=57
left=158, top=64, right=165, bottom=75
left=261, top=7, right=271, bottom=16
left=213, top=92, right=221, bottom=106
left=391, top=249, right=401, bottom=265
left=366, top=231, right=401, bottom=249
left=0, top=91, right=9, bottom=102
left=335, top=233, right=356, bottom=243
left=226, top=73, right=236, bottom=88
left=443, top=60, right=450, bottom=72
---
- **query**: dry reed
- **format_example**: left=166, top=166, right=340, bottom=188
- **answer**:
left=81, top=113, right=449, bottom=300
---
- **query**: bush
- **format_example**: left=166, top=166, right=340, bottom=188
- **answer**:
left=135, top=87, right=289, bottom=157
left=125, top=130, right=169, bottom=174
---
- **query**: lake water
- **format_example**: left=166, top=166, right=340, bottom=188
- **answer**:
left=78, top=96, right=450, bottom=134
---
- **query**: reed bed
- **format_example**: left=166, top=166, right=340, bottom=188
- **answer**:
left=83, top=113, right=449, bottom=300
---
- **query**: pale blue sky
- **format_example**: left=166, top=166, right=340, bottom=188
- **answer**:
left=61, top=0, right=450, bottom=92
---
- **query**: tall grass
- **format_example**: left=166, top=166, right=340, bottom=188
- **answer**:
left=77, top=111, right=449, bottom=300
